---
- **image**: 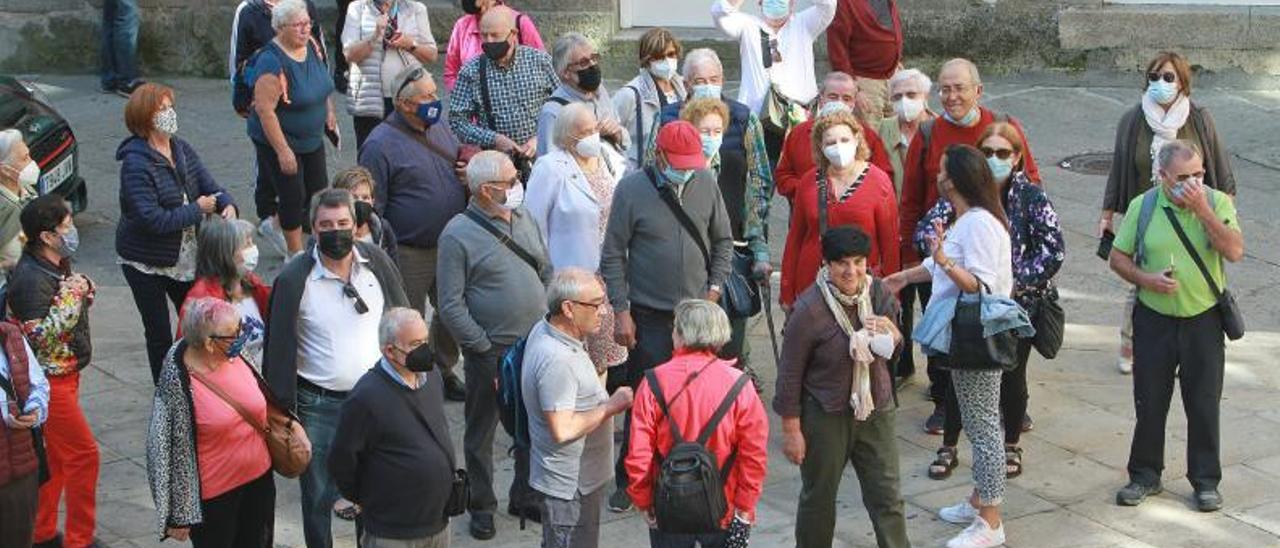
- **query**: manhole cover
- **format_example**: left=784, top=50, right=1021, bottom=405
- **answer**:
left=1059, top=152, right=1112, bottom=176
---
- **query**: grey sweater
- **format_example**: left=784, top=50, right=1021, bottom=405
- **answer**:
left=436, top=204, right=552, bottom=354
left=601, top=167, right=733, bottom=312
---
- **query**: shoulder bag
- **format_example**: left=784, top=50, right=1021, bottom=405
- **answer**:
left=949, top=279, right=1019, bottom=371
left=1161, top=206, right=1245, bottom=340
left=189, top=360, right=312, bottom=478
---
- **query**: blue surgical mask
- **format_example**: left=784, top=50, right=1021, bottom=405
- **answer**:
left=944, top=107, right=979, bottom=127
left=1146, top=80, right=1178, bottom=105
left=691, top=84, right=722, bottom=100
left=700, top=134, right=722, bottom=159
left=987, top=157, right=1013, bottom=181
left=415, top=100, right=443, bottom=127
left=762, top=0, right=790, bottom=19
left=58, top=225, right=79, bottom=257
left=661, top=165, right=695, bottom=186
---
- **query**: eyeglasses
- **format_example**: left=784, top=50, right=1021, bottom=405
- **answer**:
left=980, top=147, right=1016, bottom=160
left=209, top=329, right=242, bottom=342
left=286, top=20, right=313, bottom=31
left=343, top=282, right=370, bottom=314
left=567, top=53, right=602, bottom=72
left=570, top=299, right=606, bottom=310
left=395, top=66, right=428, bottom=101
left=938, top=85, right=971, bottom=97
left=1148, top=71, right=1177, bottom=83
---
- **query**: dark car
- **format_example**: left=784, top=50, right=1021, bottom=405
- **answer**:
left=0, top=75, right=88, bottom=213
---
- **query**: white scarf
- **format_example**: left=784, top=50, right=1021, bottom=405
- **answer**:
left=1142, top=93, right=1190, bottom=183
left=817, top=266, right=877, bottom=421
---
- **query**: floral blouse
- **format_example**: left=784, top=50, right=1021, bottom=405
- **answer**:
left=913, top=172, right=1065, bottom=304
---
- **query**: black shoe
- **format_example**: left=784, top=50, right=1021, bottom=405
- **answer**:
left=607, top=489, right=633, bottom=513
left=507, top=501, right=543, bottom=524
left=924, top=404, right=945, bottom=435
left=1194, top=489, right=1223, bottom=512
left=114, top=79, right=145, bottom=98
left=1116, top=482, right=1162, bottom=506
left=32, top=534, right=62, bottom=548
left=444, top=375, right=467, bottom=402
left=469, top=512, right=496, bottom=540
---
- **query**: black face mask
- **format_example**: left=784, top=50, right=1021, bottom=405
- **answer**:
left=482, top=39, right=510, bottom=62
left=461, top=0, right=481, bottom=15
left=317, top=228, right=355, bottom=260
left=401, top=344, right=436, bottom=372
left=576, top=65, right=602, bottom=92
left=354, top=200, right=374, bottom=228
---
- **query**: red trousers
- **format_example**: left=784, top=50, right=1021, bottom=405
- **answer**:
left=35, top=373, right=99, bottom=547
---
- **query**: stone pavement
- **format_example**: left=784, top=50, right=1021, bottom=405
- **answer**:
left=19, top=72, right=1280, bottom=547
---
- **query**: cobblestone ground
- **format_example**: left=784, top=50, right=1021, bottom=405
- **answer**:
left=21, top=73, right=1280, bottom=547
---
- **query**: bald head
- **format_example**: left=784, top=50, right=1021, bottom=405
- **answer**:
left=480, top=5, right=516, bottom=35
left=939, top=58, right=981, bottom=87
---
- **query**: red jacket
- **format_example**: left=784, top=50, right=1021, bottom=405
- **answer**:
left=626, top=351, right=769, bottom=528
left=776, top=118, right=894, bottom=203
left=176, top=274, right=272, bottom=338
left=898, top=107, right=1040, bottom=266
left=780, top=165, right=899, bottom=305
left=827, top=0, right=903, bottom=80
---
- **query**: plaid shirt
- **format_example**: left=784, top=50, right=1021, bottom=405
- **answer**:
left=448, top=46, right=559, bottom=148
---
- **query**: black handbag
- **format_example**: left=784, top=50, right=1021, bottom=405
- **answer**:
left=1162, top=207, right=1245, bottom=340
left=721, top=248, right=763, bottom=319
left=1027, top=289, right=1065, bottom=359
left=948, top=280, right=1020, bottom=371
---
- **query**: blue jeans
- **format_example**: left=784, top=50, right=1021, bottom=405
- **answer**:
left=100, top=0, right=140, bottom=88
left=296, top=386, right=346, bottom=548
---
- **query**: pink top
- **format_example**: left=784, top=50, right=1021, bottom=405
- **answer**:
left=443, top=7, right=546, bottom=89
left=190, top=358, right=271, bottom=500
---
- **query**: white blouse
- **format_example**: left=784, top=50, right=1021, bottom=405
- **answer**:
left=923, top=207, right=1013, bottom=309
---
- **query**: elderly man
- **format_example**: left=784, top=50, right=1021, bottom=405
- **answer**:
left=601, top=120, right=733, bottom=512
left=897, top=58, right=1040, bottom=434
left=712, top=0, right=837, bottom=162
left=1109, top=140, right=1244, bottom=512
left=448, top=5, right=558, bottom=181
left=523, top=269, right=634, bottom=548
left=535, top=33, right=627, bottom=158
left=360, top=66, right=470, bottom=402
left=263, top=188, right=409, bottom=548
left=775, top=71, right=895, bottom=203
left=330, top=308, right=459, bottom=548
left=826, top=0, right=903, bottom=125
left=437, top=150, right=552, bottom=539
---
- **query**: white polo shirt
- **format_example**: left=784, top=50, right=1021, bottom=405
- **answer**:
left=296, top=247, right=385, bottom=392
left=711, top=0, right=837, bottom=114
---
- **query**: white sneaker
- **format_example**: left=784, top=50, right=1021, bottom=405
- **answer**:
left=257, top=217, right=288, bottom=259
left=939, top=500, right=980, bottom=524
left=1117, top=356, right=1133, bottom=375
left=946, top=515, right=1006, bottom=548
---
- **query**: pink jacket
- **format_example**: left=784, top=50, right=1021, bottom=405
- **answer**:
left=442, top=7, right=545, bottom=89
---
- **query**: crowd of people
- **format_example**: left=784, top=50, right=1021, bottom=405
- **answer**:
left=0, top=0, right=1250, bottom=548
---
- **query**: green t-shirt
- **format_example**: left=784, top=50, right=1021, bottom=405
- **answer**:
left=1113, top=187, right=1240, bottom=318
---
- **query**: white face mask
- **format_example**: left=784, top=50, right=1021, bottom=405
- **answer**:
left=869, top=332, right=895, bottom=359
left=501, top=184, right=525, bottom=210
left=818, top=100, right=852, bottom=118
left=241, top=245, right=260, bottom=272
left=16, top=160, right=39, bottom=188
left=823, top=142, right=858, bottom=169
left=648, top=58, right=677, bottom=81
left=895, top=97, right=924, bottom=121
left=574, top=132, right=602, bottom=158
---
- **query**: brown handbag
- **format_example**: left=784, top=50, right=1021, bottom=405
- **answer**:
left=189, top=362, right=312, bottom=478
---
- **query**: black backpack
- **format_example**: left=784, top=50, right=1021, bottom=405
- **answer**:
left=645, top=367, right=751, bottom=535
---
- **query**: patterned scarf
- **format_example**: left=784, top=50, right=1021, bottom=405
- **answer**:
left=817, top=266, right=876, bottom=421
left=1141, top=93, right=1190, bottom=183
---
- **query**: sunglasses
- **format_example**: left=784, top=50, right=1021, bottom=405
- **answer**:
left=980, top=147, right=1016, bottom=160
left=343, top=282, right=370, bottom=315
left=395, top=66, right=428, bottom=100
left=209, top=329, right=242, bottom=342
left=1147, top=72, right=1177, bottom=83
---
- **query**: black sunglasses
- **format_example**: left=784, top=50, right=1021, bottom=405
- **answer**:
left=980, top=147, right=1016, bottom=160
left=395, top=66, right=428, bottom=100
left=1147, top=71, right=1176, bottom=83
left=343, top=282, right=370, bottom=315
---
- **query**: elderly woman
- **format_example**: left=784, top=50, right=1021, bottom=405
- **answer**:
left=884, top=145, right=1014, bottom=548
left=442, top=0, right=544, bottom=90
left=179, top=218, right=270, bottom=368
left=117, top=83, right=236, bottom=384
left=0, top=129, right=38, bottom=278
left=525, top=102, right=627, bottom=372
left=147, top=298, right=280, bottom=547
left=914, top=122, right=1065, bottom=481
left=1101, top=51, right=1236, bottom=374
left=613, top=27, right=687, bottom=172
left=877, top=68, right=935, bottom=195
left=248, top=0, right=337, bottom=257
left=342, top=0, right=439, bottom=150
left=780, top=110, right=898, bottom=311
left=775, top=226, right=909, bottom=548
left=626, top=299, right=768, bottom=548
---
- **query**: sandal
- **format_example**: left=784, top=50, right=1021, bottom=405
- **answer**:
left=333, top=498, right=360, bottom=521
left=1006, top=446, right=1024, bottom=479
left=928, top=447, right=959, bottom=480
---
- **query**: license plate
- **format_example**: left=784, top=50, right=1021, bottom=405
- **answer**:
left=39, top=154, right=73, bottom=195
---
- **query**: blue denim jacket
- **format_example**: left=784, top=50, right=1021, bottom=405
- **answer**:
left=913, top=292, right=1035, bottom=357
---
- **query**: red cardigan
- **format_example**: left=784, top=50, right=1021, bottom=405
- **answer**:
left=780, top=164, right=899, bottom=306
left=775, top=117, right=894, bottom=203
left=176, top=274, right=272, bottom=338
left=827, top=0, right=902, bottom=80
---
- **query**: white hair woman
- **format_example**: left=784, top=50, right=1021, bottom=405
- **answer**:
left=878, top=67, right=935, bottom=193
left=0, top=128, right=37, bottom=274
left=525, top=102, right=627, bottom=371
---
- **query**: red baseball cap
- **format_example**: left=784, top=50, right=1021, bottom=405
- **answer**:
left=655, top=121, right=707, bottom=171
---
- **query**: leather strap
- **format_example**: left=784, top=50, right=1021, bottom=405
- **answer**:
left=645, top=167, right=711, bottom=277
left=388, top=119, right=457, bottom=165
left=462, top=209, right=541, bottom=275
left=376, top=369, right=456, bottom=470
left=1161, top=206, right=1224, bottom=298
left=189, top=364, right=268, bottom=436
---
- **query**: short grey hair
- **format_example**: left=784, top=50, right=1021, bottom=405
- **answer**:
left=0, top=129, right=22, bottom=165
left=379, top=307, right=425, bottom=348
left=552, top=32, right=595, bottom=75
left=553, top=102, right=596, bottom=151
left=181, top=297, right=241, bottom=346
left=889, top=68, right=932, bottom=95
left=683, top=48, right=723, bottom=80
left=1157, top=139, right=1202, bottom=172
left=820, top=71, right=857, bottom=94
left=465, top=150, right=513, bottom=194
left=940, top=58, right=982, bottom=86
left=546, top=268, right=600, bottom=317
left=673, top=299, right=731, bottom=352
left=271, top=0, right=309, bottom=31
